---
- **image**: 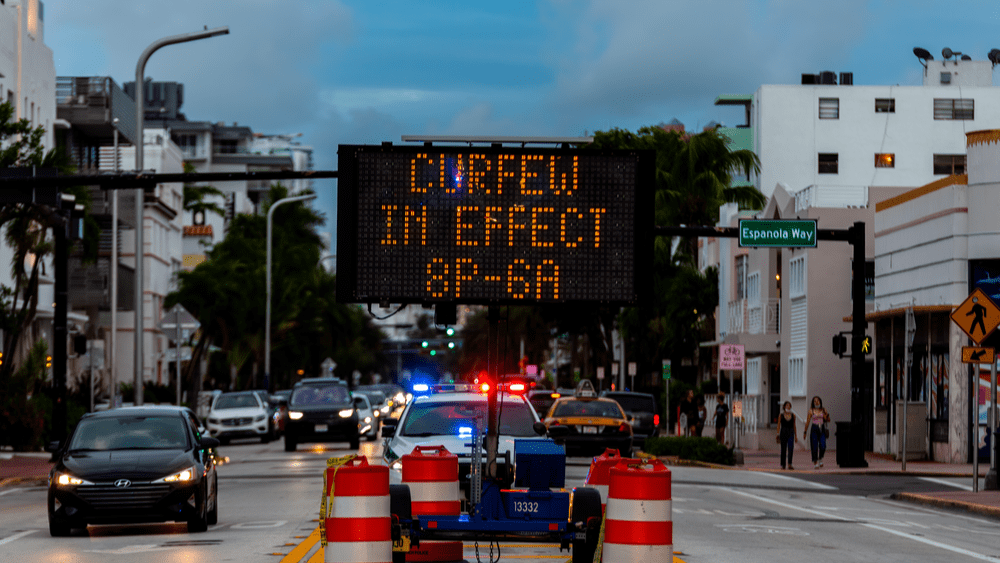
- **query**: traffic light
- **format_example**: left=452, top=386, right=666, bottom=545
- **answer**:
left=445, top=327, right=455, bottom=337
left=832, top=334, right=847, bottom=357
left=861, top=335, right=873, bottom=355
left=46, top=355, right=53, bottom=369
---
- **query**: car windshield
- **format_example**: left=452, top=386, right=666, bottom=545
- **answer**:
left=552, top=401, right=623, bottom=418
left=291, top=385, right=350, bottom=406
left=401, top=399, right=536, bottom=437
left=604, top=395, right=654, bottom=413
left=214, top=394, right=260, bottom=410
left=69, top=416, right=189, bottom=451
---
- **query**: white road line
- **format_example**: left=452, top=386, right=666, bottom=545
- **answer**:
left=724, top=488, right=1000, bottom=563
left=918, top=476, right=974, bottom=491
left=0, top=488, right=23, bottom=496
left=0, top=530, right=35, bottom=546
left=759, top=471, right=839, bottom=490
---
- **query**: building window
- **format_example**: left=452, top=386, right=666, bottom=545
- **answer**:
left=788, top=356, right=805, bottom=397
left=940, top=72, right=951, bottom=85
left=789, top=255, right=806, bottom=298
left=747, top=357, right=762, bottom=395
left=875, top=98, right=895, bottom=113
left=874, top=153, right=895, bottom=168
left=933, top=154, right=966, bottom=175
left=934, top=98, right=974, bottom=120
left=818, top=98, right=839, bottom=119
left=214, top=139, right=239, bottom=154
left=747, top=271, right=760, bottom=305
left=735, top=255, right=748, bottom=299
left=818, top=153, right=838, bottom=174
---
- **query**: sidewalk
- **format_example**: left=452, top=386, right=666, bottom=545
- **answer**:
left=0, top=451, right=52, bottom=487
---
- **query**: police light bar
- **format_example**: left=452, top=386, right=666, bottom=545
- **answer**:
left=432, top=384, right=478, bottom=393
left=412, top=383, right=430, bottom=393
left=506, top=382, right=526, bottom=393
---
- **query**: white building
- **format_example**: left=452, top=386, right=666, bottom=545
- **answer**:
left=708, top=52, right=1000, bottom=460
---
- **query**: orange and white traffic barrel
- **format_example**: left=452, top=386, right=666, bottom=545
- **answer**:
left=401, top=445, right=462, bottom=562
left=584, top=448, right=629, bottom=511
left=323, top=456, right=392, bottom=563
left=602, top=458, right=672, bottom=562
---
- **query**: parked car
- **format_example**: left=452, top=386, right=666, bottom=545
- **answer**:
left=600, top=391, right=660, bottom=447
left=543, top=380, right=633, bottom=457
left=206, top=391, right=272, bottom=444
left=352, top=393, right=379, bottom=441
left=47, top=406, right=220, bottom=536
left=284, top=378, right=359, bottom=451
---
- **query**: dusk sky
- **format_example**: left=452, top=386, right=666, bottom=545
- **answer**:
left=43, top=1, right=1000, bottom=250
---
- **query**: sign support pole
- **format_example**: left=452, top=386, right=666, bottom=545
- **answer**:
left=987, top=360, right=998, bottom=489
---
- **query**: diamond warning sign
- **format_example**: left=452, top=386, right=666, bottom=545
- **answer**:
left=951, top=288, right=1000, bottom=344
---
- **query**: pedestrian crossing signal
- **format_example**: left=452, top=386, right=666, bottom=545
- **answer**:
left=832, top=334, right=847, bottom=357
left=861, top=335, right=873, bottom=355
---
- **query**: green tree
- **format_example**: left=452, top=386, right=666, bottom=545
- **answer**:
left=181, top=161, right=224, bottom=218
left=589, top=126, right=763, bottom=384
left=166, top=183, right=383, bottom=394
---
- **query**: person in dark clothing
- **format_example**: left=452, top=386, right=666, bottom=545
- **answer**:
left=695, top=395, right=707, bottom=437
left=776, top=401, right=798, bottom=470
left=714, top=393, right=729, bottom=444
left=680, top=390, right=697, bottom=436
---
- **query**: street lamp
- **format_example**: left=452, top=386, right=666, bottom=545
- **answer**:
left=133, top=26, right=228, bottom=406
left=265, top=194, right=318, bottom=391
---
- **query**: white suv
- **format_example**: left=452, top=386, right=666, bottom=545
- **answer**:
left=382, top=386, right=546, bottom=502
left=206, top=391, right=271, bottom=444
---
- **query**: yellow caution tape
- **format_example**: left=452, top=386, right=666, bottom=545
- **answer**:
left=319, top=454, right=358, bottom=547
left=592, top=509, right=606, bottom=563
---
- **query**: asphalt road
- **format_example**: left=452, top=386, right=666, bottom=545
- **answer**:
left=1, top=437, right=997, bottom=563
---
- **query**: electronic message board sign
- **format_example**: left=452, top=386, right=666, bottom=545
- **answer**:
left=336, top=145, right=652, bottom=305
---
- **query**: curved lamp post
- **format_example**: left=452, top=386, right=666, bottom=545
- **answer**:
left=265, top=194, right=317, bottom=391
left=133, top=26, right=228, bottom=405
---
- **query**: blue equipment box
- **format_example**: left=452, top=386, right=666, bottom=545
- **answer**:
left=513, top=439, right=565, bottom=489
left=502, top=489, right=571, bottom=521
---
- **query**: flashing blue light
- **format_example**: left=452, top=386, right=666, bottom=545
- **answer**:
left=413, top=383, right=430, bottom=393
left=458, top=426, right=473, bottom=437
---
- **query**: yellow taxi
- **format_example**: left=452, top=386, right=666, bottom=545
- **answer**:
left=543, top=380, right=633, bottom=457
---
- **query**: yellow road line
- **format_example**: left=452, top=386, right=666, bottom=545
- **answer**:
left=307, top=547, right=324, bottom=563
left=279, top=526, right=320, bottom=563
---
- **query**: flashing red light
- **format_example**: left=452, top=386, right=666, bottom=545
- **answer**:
left=654, top=414, right=660, bottom=426
left=508, top=383, right=526, bottom=393
left=480, top=383, right=491, bottom=393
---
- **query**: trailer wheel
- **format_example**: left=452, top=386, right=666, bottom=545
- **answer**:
left=389, top=484, right=411, bottom=563
left=571, top=487, right=602, bottom=563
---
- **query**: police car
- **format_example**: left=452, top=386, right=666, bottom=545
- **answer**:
left=381, top=382, right=547, bottom=503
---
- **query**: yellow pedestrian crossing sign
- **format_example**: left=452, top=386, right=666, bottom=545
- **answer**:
left=861, top=335, right=872, bottom=355
left=951, top=288, right=1000, bottom=344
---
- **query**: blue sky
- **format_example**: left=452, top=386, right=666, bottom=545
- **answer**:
left=43, top=0, right=1000, bottom=251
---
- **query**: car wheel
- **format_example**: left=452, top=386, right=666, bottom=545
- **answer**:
left=48, top=516, right=71, bottom=537
left=389, top=484, right=411, bottom=563
left=284, top=435, right=297, bottom=452
left=571, top=487, right=602, bottom=563
left=188, top=488, right=209, bottom=533
left=207, top=475, right=219, bottom=525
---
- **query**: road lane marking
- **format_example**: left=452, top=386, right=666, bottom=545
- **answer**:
left=724, top=488, right=1000, bottom=562
left=280, top=526, right=320, bottom=563
left=0, top=530, right=34, bottom=546
left=918, top=476, right=974, bottom=491
left=759, top=471, right=838, bottom=490
left=0, top=488, right=23, bottom=496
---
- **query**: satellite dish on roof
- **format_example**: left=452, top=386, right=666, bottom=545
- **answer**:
left=942, top=47, right=954, bottom=59
left=961, top=54, right=972, bottom=60
left=913, top=47, right=933, bottom=69
left=989, top=49, right=1000, bottom=67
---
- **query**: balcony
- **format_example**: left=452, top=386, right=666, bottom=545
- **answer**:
left=728, top=298, right=780, bottom=335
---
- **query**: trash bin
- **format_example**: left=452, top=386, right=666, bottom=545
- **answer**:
left=835, top=421, right=868, bottom=468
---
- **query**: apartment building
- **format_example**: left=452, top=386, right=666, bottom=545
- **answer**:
left=707, top=51, right=1000, bottom=458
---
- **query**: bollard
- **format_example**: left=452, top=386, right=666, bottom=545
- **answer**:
left=323, top=456, right=392, bottom=563
left=401, top=445, right=462, bottom=562
left=602, top=458, right=672, bottom=562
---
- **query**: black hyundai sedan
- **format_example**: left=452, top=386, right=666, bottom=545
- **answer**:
left=47, top=406, right=220, bottom=536
left=283, top=378, right=358, bottom=451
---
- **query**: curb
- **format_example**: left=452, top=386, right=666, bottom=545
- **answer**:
left=892, top=492, right=1000, bottom=520
left=0, top=477, right=47, bottom=488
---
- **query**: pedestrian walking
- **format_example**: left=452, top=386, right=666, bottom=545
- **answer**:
left=695, top=395, right=707, bottom=437
left=680, top=390, right=698, bottom=436
left=713, top=393, right=729, bottom=444
left=776, top=401, right=797, bottom=470
left=804, top=395, right=831, bottom=468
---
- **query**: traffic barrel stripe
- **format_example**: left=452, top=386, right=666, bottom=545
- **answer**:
left=605, top=498, right=671, bottom=522
left=326, top=517, right=393, bottom=542
left=602, top=458, right=672, bottom=562
left=324, top=541, right=392, bottom=563
left=604, top=520, right=672, bottom=545
left=408, top=480, right=461, bottom=503
left=329, top=495, right=391, bottom=519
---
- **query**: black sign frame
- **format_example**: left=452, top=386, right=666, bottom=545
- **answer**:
left=336, top=144, right=653, bottom=306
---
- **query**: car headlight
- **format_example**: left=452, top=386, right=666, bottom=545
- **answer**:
left=339, top=409, right=354, bottom=418
left=391, top=460, right=402, bottom=471
left=364, top=416, right=372, bottom=423
left=54, top=472, right=92, bottom=487
left=373, top=410, right=380, bottom=417
left=155, top=466, right=196, bottom=483
left=254, top=415, right=266, bottom=422
left=289, top=411, right=304, bottom=420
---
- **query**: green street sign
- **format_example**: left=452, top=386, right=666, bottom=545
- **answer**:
left=662, top=359, right=671, bottom=380
left=739, top=219, right=818, bottom=248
